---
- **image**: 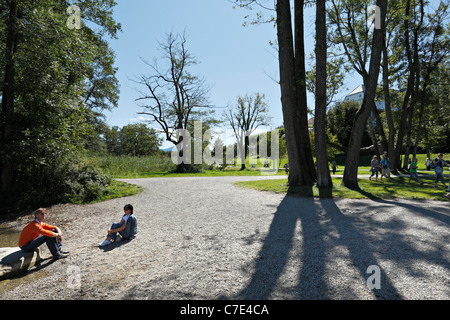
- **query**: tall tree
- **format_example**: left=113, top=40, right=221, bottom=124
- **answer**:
left=0, top=0, right=121, bottom=206
left=136, top=31, right=216, bottom=172
left=0, top=0, right=19, bottom=194
left=391, top=0, right=449, bottom=171
left=224, top=93, right=271, bottom=170
left=119, top=123, right=162, bottom=157
left=314, top=0, right=332, bottom=187
left=233, top=0, right=316, bottom=186
left=329, top=0, right=387, bottom=189
left=276, top=0, right=316, bottom=186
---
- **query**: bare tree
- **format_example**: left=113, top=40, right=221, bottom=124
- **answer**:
left=224, top=93, right=271, bottom=169
left=135, top=31, right=215, bottom=171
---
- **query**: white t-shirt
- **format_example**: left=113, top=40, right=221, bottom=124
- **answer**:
left=122, top=214, right=130, bottom=224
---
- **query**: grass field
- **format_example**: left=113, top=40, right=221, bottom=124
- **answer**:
left=234, top=175, right=450, bottom=201
left=86, top=152, right=450, bottom=202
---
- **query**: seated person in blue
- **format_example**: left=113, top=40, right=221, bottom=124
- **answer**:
left=99, top=204, right=137, bottom=247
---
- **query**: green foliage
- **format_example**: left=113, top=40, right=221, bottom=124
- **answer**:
left=327, top=100, right=372, bottom=149
left=103, top=123, right=162, bottom=156
left=90, top=154, right=177, bottom=178
left=0, top=0, right=122, bottom=209
left=11, top=154, right=112, bottom=207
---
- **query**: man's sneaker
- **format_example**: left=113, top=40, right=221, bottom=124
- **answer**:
left=52, top=254, right=69, bottom=260
left=99, top=239, right=111, bottom=247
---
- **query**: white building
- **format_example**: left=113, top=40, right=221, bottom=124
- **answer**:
left=344, top=84, right=385, bottom=110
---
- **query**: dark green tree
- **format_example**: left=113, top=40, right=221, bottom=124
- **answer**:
left=119, top=123, right=162, bottom=157
left=0, top=0, right=121, bottom=208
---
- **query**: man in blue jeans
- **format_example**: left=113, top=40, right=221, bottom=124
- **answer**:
left=99, top=204, right=137, bottom=247
left=19, top=208, right=69, bottom=260
left=432, top=153, right=450, bottom=188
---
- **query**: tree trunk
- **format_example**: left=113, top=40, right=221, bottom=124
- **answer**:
left=367, top=114, right=380, bottom=158
left=276, top=0, right=302, bottom=186
left=314, top=0, right=332, bottom=188
left=372, top=102, right=388, bottom=153
left=382, top=38, right=396, bottom=163
left=293, top=0, right=316, bottom=186
left=343, top=0, right=387, bottom=189
left=1, top=0, right=19, bottom=195
left=294, top=0, right=317, bottom=186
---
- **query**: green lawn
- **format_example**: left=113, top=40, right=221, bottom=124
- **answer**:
left=85, top=153, right=450, bottom=202
left=69, top=180, right=144, bottom=204
left=234, top=176, right=450, bottom=201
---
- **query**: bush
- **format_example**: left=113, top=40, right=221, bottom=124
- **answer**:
left=64, top=163, right=112, bottom=204
left=3, top=153, right=112, bottom=210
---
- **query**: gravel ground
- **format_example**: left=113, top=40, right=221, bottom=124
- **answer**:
left=0, top=176, right=449, bottom=300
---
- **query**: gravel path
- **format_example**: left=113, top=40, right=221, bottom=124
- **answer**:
left=0, top=176, right=449, bottom=300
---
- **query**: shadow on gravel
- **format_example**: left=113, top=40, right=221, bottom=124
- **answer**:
left=234, top=188, right=450, bottom=300
left=98, top=238, right=134, bottom=252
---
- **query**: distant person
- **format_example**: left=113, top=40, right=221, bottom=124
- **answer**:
left=283, top=163, right=289, bottom=174
left=331, top=160, right=337, bottom=175
left=425, top=157, right=431, bottom=171
left=380, top=152, right=391, bottom=181
left=19, top=208, right=69, bottom=260
left=432, top=153, right=450, bottom=188
left=99, top=204, right=138, bottom=247
left=369, top=155, right=380, bottom=181
left=408, top=157, right=423, bottom=185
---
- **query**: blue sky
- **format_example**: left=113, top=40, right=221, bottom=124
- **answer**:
left=103, top=0, right=360, bottom=148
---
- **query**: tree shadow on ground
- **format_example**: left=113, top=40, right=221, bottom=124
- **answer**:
left=234, top=188, right=449, bottom=299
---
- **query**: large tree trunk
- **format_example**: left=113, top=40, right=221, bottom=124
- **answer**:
left=1, top=0, right=19, bottom=195
left=276, top=0, right=317, bottom=187
left=343, top=0, right=387, bottom=189
left=314, top=0, right=332, bottom=188
left=276, top=0, right=302, bottom=186
left=293, top=0, right=316, bottom=186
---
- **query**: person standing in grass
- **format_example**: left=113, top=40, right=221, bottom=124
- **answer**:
left=369, top=155, right=380, bottom=181
left=408, top=157, right=423, bottom=185
left=331, top=160, right=337, bottom=175
left=432, top=153, right=450, bottom=188
left=380, top=152, right=391, bottom=182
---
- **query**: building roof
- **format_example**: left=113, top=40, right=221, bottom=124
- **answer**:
left=346, top=84, right=365, bottom=97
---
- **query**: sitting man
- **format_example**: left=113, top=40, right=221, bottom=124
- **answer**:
left=99, top=204, right=138, bottom=247
left=19, top=208, right=69, bottom=260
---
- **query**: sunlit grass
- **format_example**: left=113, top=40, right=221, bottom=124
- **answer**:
left=234, top=176, right=449, bottom=201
